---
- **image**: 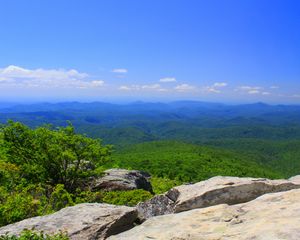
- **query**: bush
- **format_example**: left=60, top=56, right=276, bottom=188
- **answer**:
left=0, top=190, right=41, bottom=226
left=151, top=177, right=181, bottom=194
left=0, top=230, right=69, bottom=240
left=102, top=190, right=153, bottom=206
left=45, top=184, right=74, bottom=214
left=0, top=184, right=74, bottom=227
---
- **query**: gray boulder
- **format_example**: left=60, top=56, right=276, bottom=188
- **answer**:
left=92, top=169, right=153, bottom=193
left=137, top=175, right=300, bottom=220
left=0, top=203, right=137, bottom=240
left=109, top=188, right=300, bottom=240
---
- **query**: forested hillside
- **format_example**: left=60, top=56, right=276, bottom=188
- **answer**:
left=0, top=101, right=299, bottom=179
left=107, top=141, right=282, bottom=182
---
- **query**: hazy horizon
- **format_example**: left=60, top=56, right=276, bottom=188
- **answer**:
left=0, top=99, right=300, bottom=107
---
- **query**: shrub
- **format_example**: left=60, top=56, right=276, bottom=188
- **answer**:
left=102, top=189, right=153, bottom=206
left=0, top=230, right=69, bottom=240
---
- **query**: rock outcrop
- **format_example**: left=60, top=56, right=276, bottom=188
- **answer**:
left=0, top=203, right=137, bottom=240
left=2, top=175, right=300, bottom=240
left=137, top=176, right=300, bottom=220
left=91, top=168, right=153, bottom=193
left=109, top=188, right=300, bottom=240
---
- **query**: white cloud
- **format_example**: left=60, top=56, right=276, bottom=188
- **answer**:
left=213, top=82, right=227, bottom=88
left=205, top=87, right=221, bottom=93
left=0, top=65, right=104, bottom=89
left=0, top=65, right=87, bottom=81
left=142, top=84, right=161, bottom=89
left=203, top=82, right=227, bottom=94
left=248, top=90, right=260, bottom=94
left=174, top=84, right=196, bottom=92
left=203, top=82, right=228, bottom=93
left=159, top=77, right=176, bottom=83
left=119, top=84, right=166, bottom=92
left=238, top=86, right=262, bottom=91
left=119, top=85, right=132, bottom=91
left=235, top=86, right=266, bottom=95
left=270, top=86, right=279, bottom=89
left=112, top=68, right=128, bottom=74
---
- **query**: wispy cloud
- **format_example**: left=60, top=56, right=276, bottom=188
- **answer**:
left=119, top=84, right=166, bottom=92
left=159, top=77, right=176, bottom=83
left=112, top=68, right=128, bottom=74
left=119, top=85, right=132, bottom=91
left=204, top=82, right=228, bottom=94
left=248, top=90, right=260, bottom=94
left=142, top=84, right=161, bottom=89
left=236, top=86, right=263, bottom=95
left=0, top=65, right=104, bottom=89
left=213, top=82, right=228, bottom=88
left=174, top=84, right=196, bottom=92
left=238, top=86, right=262, bottom=91
left=205, top=87, right=221, bottom=93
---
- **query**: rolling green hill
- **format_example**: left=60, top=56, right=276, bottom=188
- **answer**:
left=203, top=139, right=300, bottom=178
left=106, top=141, right=283, bottom=183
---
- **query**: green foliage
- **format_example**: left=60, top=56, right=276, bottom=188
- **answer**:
left=46, top=184, right=74, bottom=213
left=0, top=230, right=69, bottom=240
left=0, top=161, right=20, bottom=189
left=150, top=177, right=181, bottom=194
left=0, top=192, right=38, bottom=226
left=0, top=121, right=112, bottom=192
left=203, top=138, right=300, bottom=178
left=0, top=183, right=74, bottom=227
left=74, top=189, right=153, bottom=206
left=74, top=190, right=104, bottom=204
left=101, top=190, right=153, bottom=206
left=107, top=141, right=283, bottom=183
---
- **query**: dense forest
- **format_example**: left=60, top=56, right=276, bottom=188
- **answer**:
left=0, top=101, right=300, bottom=238
left=1, top=101, right=299, bottom=178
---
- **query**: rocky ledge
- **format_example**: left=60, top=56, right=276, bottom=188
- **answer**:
left=1, top=175, right=300, bottom=240
left=109, top=188, right=300, bottom=240
left=0, top=203, right=137, bottom=240
left=137, top=175, right=300, bottom=220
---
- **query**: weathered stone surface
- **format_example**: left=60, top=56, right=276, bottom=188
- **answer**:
left=137, top=176, right=300, bottom=220
left=0, top=203, right=137, bottom=240
left=109, top=189, right=300, bottom=240
left=92, top=168, right=153, bottom=193
left=289, top=175, right=300, bottom=184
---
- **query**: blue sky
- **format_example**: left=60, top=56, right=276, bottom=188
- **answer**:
left=0, top=0, right=299, bottom=103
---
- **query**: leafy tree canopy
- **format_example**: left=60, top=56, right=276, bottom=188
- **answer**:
left=0, top=121, right=112, bottom=192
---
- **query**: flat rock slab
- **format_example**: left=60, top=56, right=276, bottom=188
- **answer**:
left=137, top=176, right=300, bottom=220
left=0, top=203, right=137, bottom=240
left=109, top=188, right=300, bottom=240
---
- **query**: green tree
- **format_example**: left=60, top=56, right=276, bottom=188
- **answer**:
left=0, top=121, right=112, bottom=192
